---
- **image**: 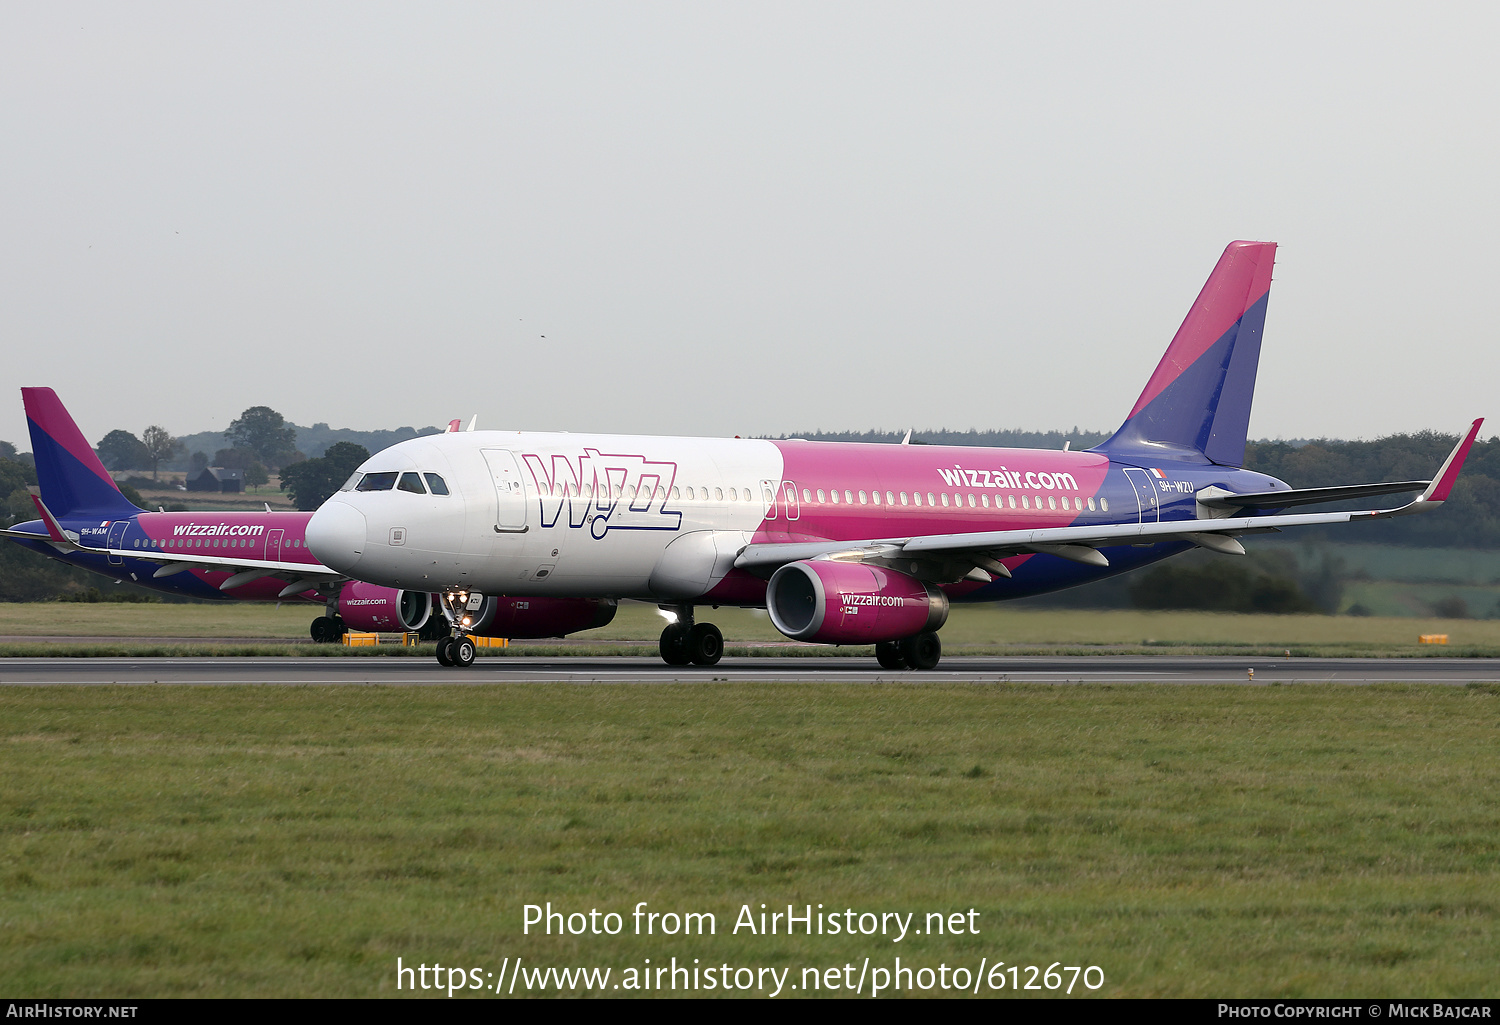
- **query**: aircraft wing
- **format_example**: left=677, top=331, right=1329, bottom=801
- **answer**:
left=735, top=419, right=1483, bottom=577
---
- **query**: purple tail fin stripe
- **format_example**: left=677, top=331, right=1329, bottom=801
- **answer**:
left=22, top=387, right=141, bottom=520
left=1096, top=241, right=1275, bottom=468
left=1128, top=241, right=1276, bottom=417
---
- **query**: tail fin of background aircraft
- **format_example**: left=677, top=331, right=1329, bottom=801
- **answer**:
left=1093, top=240, right=1277, bottom=467
left=21, top=387, right=142, bottom=520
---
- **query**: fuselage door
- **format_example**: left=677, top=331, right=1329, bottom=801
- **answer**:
left=1121, top=468, right=1160, bottom=523
left=106, top=519, right=129, bottom=565
left=266, top=528, right=284, bottom=562
left=482, top=448, right=529, bottom=533
left=780, top=481, right=800, bottom=521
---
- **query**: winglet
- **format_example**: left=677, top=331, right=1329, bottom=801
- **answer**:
left=446, top=419, right=462, bottom=433
left=465, top=415, right=478, bottom=432
left=1417, top=419, right=1484, bottom=506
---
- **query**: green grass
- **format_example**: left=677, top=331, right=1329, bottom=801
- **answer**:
left=4, top=602, right=1499, bottom=657
left=1, top=684, right=1497, bottom=997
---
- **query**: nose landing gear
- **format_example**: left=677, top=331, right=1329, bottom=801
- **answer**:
left=658, top=606, right=723, bottom=667
left=434, top=589, right=483, bottom=668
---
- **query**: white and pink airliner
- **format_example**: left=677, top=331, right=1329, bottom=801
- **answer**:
left=292, top=241, right=1481, bottom=669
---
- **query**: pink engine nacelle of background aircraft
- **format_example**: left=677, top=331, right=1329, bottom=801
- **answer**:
left=1, top=388, right=617, bottom=643
left=300, top=241, right=1483, bottom=670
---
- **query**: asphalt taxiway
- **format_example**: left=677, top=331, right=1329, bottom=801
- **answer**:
left=1, top=655, right=1497, bottom=685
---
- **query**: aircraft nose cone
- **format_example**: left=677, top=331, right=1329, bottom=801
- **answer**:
left=306, top=500, right=367, bottom=574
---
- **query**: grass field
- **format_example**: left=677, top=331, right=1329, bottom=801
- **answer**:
left=2, top=602, right=1498, bottom=657
left=1, top=683, right=1496, bottom=997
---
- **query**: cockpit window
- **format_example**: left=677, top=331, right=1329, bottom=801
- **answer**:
left=355, top=471, right=399, bottom=492
left=339, top=472, right=362, bottom=492
left=424, top=473, right=450, bottom=496
left=398, top=472, right=426, bottom=494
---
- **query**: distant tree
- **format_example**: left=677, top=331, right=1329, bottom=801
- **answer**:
left=189, top=451, right=210, bottom=473
left=116, top=482, right=144, bottom=509
left=140, top=425, right=183, bottom=480
left=0, top=441, right=17, bottom=461
left=226, top=406, right=298, bottom=468
left=96, top=430, right=151, bottom=471
left=279, top=442, right=369, bottom=511
left=1129, top=560, right=1319, bottom=614
left=0, top=456, right=38, bottom=528
left=244, top=462, right=269, bottom=488
left=1431, top=596, right=1469, bottom=619
left=213, top=447, right=257, bottom=470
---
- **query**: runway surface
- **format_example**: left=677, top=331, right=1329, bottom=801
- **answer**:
left=1, top=655, right=1498, bottom=685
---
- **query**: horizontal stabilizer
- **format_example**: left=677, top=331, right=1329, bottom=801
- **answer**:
left=1199, top=480, right=1430, bottom=510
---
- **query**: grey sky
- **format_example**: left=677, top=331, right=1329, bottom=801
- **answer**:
left=3, top=2, right=1496, bottom=450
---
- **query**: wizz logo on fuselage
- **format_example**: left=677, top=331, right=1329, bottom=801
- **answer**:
left=522, top=449, right=682, bottom=539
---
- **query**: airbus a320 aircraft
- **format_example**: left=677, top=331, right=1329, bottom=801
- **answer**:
left=0, top=388, right=617, bottom=643
left=299, top=241, right=1483, bottom=670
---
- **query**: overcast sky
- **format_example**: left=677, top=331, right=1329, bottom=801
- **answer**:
left=3, top=2, right=1497, bottom=450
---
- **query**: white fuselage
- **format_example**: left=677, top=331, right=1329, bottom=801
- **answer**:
left=308, top=431, right=788, bottom=600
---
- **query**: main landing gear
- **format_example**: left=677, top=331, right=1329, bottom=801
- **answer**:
left=658, top=606, right=723, bottom=667
left=309, top=615, right=346, bottom=644
left=875, top=632, right=942, bottom=671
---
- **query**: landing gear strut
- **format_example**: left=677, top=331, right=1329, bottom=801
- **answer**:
left=433, top=589, right=482, bottom=668
left=658, top=606, right=723, bottom=667
left=875, top=632, right=942, bottom=670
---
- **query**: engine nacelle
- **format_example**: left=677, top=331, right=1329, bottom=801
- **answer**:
left=338, top=582, right=432, bottom=632
left=466, top=595, right=618, bottom=639
left=767, top=560, right=948, bottom=644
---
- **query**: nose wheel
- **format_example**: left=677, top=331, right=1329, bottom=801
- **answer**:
left=433, top=589, right=482, bottom=668
left=657, top=607, right=723, bottom=666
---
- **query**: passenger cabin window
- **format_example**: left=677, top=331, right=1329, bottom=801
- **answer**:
left=424, top=473, right=449, bottom=495
left=356, top=471, right=399, bottom=492
left=398, top=472, right=426, bottom=494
